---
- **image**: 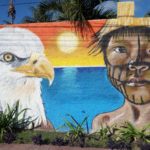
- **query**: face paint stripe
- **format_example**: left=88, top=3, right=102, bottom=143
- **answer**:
left=122, top=85, right=129, bottom=99
left=132, top=95, right=135, bottom=103
left=140, top=96, right=144, bottom=104
left=136, top=35, right=142, bottom=63
left=118, top=66, right=123, bottom=81
left=120, top=85, right=127, bottom=97
left=108, top=66, right=111, bottom=77
left=111, top=66, right=115, bottom=78
left=111, top=77, right=115, bottom=86
left=113, top=79, right=117, bottom=87
left=126, top=65, right=129, bottom=78
left=118, top=84, right=123, bottom=93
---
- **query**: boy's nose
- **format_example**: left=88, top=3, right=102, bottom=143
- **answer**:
left=129, top=64, right=149, bottom=72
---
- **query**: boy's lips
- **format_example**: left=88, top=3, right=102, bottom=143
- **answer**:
left=126, top=77, right=146, bottom=87
left=109, top=75, right=150, bottom=87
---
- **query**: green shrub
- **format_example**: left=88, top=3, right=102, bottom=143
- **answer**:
left=118, top=122, right=150, bottom=144
left=92, top=122, right=150, bottom=149
left=97, top=125, right=117, bottom=141
left=63, top=114, right=89, bottom=147
left=92, top=124, right=120, bottom=149
left=109, top=122, right=150, bottom=149
left=0, top=101, right=33, bottom=142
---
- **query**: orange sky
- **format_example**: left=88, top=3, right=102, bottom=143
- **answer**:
left=1, top=20, right=106, bottom=67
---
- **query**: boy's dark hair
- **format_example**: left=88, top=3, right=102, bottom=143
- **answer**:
left=90, top=26, right=150, bottom=56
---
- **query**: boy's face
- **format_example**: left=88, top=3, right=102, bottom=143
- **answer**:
left=105, top=35, right=150, bottom=104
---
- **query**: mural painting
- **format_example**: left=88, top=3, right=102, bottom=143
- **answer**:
left=0, top=2, right=149, bottom=131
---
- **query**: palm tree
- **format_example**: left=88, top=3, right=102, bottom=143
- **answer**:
left=22, top=6, right=53, bottom=23
left=22, top=0, right=117, bottom=35
left=38, top=0, right=116, bottom=20
left=8, top=0, right=16, bottom=24
left=39, top=0, right=117, bottom=34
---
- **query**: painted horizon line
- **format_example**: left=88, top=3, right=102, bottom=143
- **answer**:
left=54, top=65, right=106, bottom=68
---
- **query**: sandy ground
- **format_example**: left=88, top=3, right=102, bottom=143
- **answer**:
left=0, top=144, right=109, bottom=150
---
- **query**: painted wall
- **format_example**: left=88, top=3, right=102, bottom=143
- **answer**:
left=0, top=2, right=149, bottom=131
left=0, top=20, right=105, bottom=67
left=0, top=20, right=108, bottom=130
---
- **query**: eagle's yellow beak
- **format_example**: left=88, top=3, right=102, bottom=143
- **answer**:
left=14, top=53, right=54, bottom=85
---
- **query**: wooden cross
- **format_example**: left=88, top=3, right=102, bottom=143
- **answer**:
left=100, top=1, right=150, bottom=36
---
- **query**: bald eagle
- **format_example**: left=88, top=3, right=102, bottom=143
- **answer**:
left=0, top=27, right=54, bottom=129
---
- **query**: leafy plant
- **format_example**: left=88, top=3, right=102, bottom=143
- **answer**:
left=32, top=134, right=43, bottom=145
left=93, top=124, right=127, bottom=149
left=111, top=122, right=150, bottom=149
left=3, top=131, right=16, bottom=144
left=63, top=114, right=89, bottom=147
left=140, top=143, right=150, bottom=150
left=145, top=11, right=150, bottom=17
left=32, top=134, right=50, bottom=145
left=118, top=122, right=150, bottom=144
left=107, top=138, right=132, bottom=150
left=0, top=101, right=33, bottom=142
left=98, top=125, right=114, bottom=141
left=51, top=137, right=69, bottom=146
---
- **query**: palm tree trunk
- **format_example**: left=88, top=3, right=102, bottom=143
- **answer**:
left=8, top=0, right=16, bottom=24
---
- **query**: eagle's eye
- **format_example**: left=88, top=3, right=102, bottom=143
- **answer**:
left=3, top=53, right=14, bottom=62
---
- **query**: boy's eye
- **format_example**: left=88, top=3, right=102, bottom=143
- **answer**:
left=3, top=53, right=15, bottom=62
left=146, top=49, right=150, bottom=55
left=113, top=46, right=127, bottom=53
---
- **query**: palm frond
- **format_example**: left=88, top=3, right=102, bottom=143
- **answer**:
left=145, top=11, right=150, bottom=17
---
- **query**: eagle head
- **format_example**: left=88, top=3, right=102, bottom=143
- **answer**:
left=0, top=27, right=54, bottom=128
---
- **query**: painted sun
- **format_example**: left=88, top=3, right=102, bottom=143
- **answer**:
left=57, top=32, right=79, bottom=53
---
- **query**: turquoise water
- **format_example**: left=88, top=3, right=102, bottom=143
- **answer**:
left=42, top=67, right=124, bottom=131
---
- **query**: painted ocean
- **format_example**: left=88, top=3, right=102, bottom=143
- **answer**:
left=42, top=67, right=124, bottom=131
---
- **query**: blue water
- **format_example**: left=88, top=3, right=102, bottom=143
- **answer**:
left=42, top=67, right=124, bottom=131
